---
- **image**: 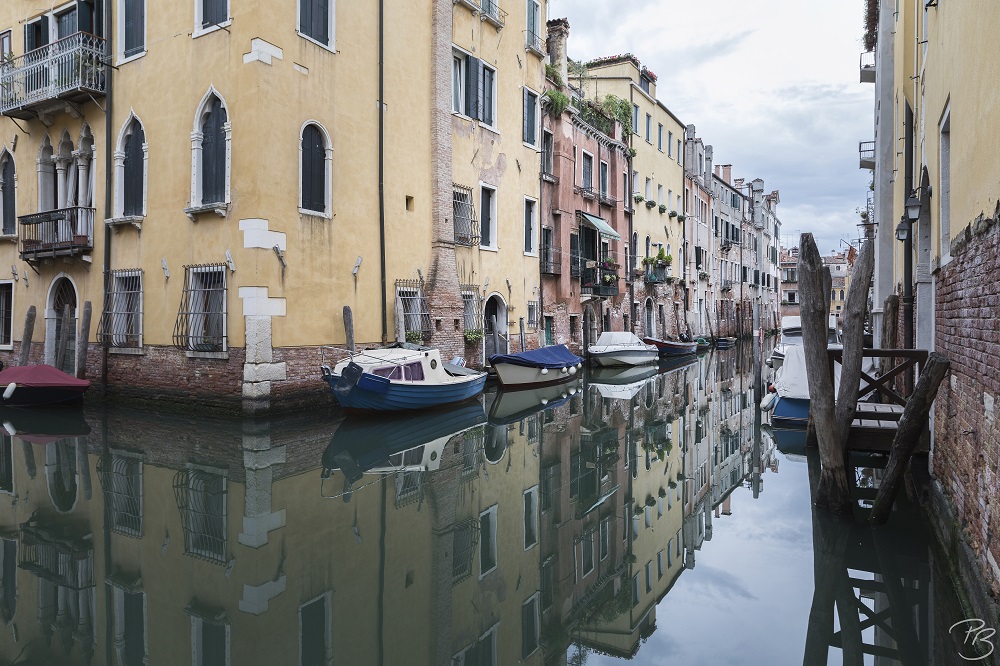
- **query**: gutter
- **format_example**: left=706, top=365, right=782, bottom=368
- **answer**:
left=378, top=0, right=387, bottom=344
left=100, top=0, right=114, bottom=392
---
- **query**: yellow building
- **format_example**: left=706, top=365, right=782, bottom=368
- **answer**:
left=0, top=0, right=546, bottom=413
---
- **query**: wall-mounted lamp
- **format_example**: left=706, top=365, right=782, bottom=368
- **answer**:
left=904, top=195, right=921, bottom=221
left=161, top=258, right=170, bottom=279
left=225, top=249, right=236, bottom=273
left=22, top=270, right=27, bottom=287
left=895, top=216, right=909, bottom=243
left=352, top=256, right=362, bottom=277
left=10, top=266, right=17, bottom=282
left=273, top=245, right=287, bottom=270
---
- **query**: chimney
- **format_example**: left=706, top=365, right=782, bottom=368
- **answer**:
left=546, top=18, right=570, bottom=90
left=704, top=145, right=713, bottom=185
left=721, top=164, right=732, bottom=184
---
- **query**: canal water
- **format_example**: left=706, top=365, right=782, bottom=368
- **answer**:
left=0, top=343, right=979, bottom=665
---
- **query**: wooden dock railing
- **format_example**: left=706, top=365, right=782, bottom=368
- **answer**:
left=827, top=348, right=928, bottom=407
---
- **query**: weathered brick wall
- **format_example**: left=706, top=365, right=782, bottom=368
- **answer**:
left=934, top=217, right=1000, bottom=600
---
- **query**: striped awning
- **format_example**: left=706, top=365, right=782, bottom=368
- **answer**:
left=578, top=212, right=621, bottom=241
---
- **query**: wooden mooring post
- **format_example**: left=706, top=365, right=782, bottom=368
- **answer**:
left=75, top=301, right=92, bottom=379
left=17, top=305, right=35, bottom=366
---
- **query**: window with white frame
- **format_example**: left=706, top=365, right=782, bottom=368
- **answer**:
left=580, top=530, right=594, bottom=577
left=599, top=516, right=610, bottom=560
left=115, top=116, right=147, bottom=219
left=452, top=53, right=467, bottom=115
left=0, top=151, right=9, bottom=236
left=299, top=0, right=334, bottom=47
left=479, top=505, right=498, bottom=577
left=526, top=301, right=538, bottom=331
left=97, top=453, right=143, bottom=536
left=657, top=550, right=664, bottom=579
left=940, top=109, right=951, bottom=260
left=395, top=280, right=431, bottom=341
left=174, top=467, right=227, bottom=563
left=524, top=486, right=538, bottom=549
left=454, top=54, right=496, bottom=126
left=454, top=624, right=497, bottom=666
left=452, top=518, right=479, bottom=582
left=196, top=0, right=229, bottom=33
left=523, top=198, right=537, bottom=254
left=109, top=579, right=148, bottom=666
left=658, top=123, right=663, bottom=151
left=0, top=282, right=11, bottom=347
left=581, top=152, right=593, bottom=191
left=300, top=122, right=332, bottom=216
left=120, top=0, right=145, bottom=59
left=631, top=573, right=640, bottom=606
left=189, top=610, right=230, bottom=666
left=480, top=185, right=496, bottom=248
left=101, top=269, right=142, bottom=348
left=632, top=104, right=639, bottom=135
left=521, top=594, right=540, bottom=659
left=645, top=113, right=652, bottom=143
left=299, top=593, right=332, bottom=666
left=632, top=170, right=639, bottom=195
left=174, top=265, right=226, bottom=352
left=189, top=91, right=231, bottom=211
left=523, top=88, right=538, bottom=145
left=657, top=184, right=663, bottom=205
left=461, top=289, right=481, bottom=334
left=645, top=177, right=652, bottom=200
left=0, top=32, right=10, bottom=58
left=542, top=130, right=554, bottom=175
left=645, top=560, right=652, bottom=592
left=667, top=130, right=673, bottom=157
left=525, top=0, right=542, bottom=52
left=599, top=161, right=608, bottom=198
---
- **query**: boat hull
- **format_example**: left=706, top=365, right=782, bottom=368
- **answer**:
left=715, top=337, right=737, bottom=349
left=324, top=372, right=486, bottom=412
left=492, top=362, right=579, bottom=387
left=590, top=349, right=659, bottom=367
left=642, top=337, right=698, bottom=357
left=770, top=396, right=810, bottom=429
left=2, top=386, right=88, bottom=407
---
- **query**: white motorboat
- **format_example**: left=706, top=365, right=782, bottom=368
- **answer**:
left=587, top=332, right=659, bottom=367
left=767, top=315, right=840, bottom=370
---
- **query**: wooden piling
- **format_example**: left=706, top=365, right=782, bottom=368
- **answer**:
left=519, top=317, right=525, bottom=352
left=75, top=301, right=92, bottom=379
left=835, top=241, right=875, bottom=451
left=869, top=352, right=950, bottom=524
left=343, top=306, right=355, bottom=352
left=55, top=304, right=71, bottom=371
left=881, top=294, right=900, bottom=399
left=17, top=305, right=35, bottom=366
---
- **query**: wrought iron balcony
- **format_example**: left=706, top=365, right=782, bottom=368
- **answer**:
left=643, top=263, right=670, bottom=284
left=581, top=265, right=619, bottom=297
left=19, top=521, right=95, bottom=590
left=0, top=33, right=108, bottom=120
left=599, top=192, right=618, bottom=207
left=19, top=206, right=95, bottom=261
left=576, top=185, right=597, bottom=201
left=859, top=51, right=875, bottom=83
left=859, top=141, right=875, bottom=170
left=480, top=0, right=507, bottom=28
left=540, top=246, right=562, bottom=275
left=570, top=252, right=583, bottom=278
left=454, top=214, right=481, bottom=246
left=525, top=29, right=546, bottom=56
left=721, top=279, right=735, bottom=292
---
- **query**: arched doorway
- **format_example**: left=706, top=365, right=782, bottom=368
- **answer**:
left=47, top=277, right=77, bottom=373
left=645, top=298, right=655, bottom=337
left=483, top=294, right=508, bottom=359
left=583, top=304, right=599, bottom=349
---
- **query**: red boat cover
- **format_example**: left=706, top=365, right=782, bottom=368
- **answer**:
left=0, top=364, right=91, bottom=389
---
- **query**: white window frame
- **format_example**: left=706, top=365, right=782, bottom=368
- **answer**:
left=479, top=183, right=497, bottom=250
left=188, top=88, right=232, bottom=214
left=0, top=281, right=12, bottom=350
left=185, top=265, right=228, bottom=354
left=521, top=593, right=541, bottom=659
left=107, top=269, right=144, bottom=349
left=645, top=113, right=652, bottom=143
left=667, top=130, right=673, bottom=157
left=480, top=63, right=498, bottom=131
left=298, top=592, right=333, bottom=666
left=0, top=150, right=15, bottom=239
left=523, top=86, right=539, bottom=148
left=523, top=485, right=538, bottom=550
left=113, top=112, right=149, bottom=221
left=193, top=0, right=232, bottom=38
left=657, top=184, right=663, bottom=206
left=116, top=0, right=148, bottom=64
left=657, top=123, right=663, bottom=151
left=296, top=0, right=337, bottom=51
left=599, top=160, right=608, bottom=197
left=939, top=104, right=951, bottom=265
left=645, top=177, right=652, bottom=200
left=599, top=517, right=610, bottom=560
left=580, top=151, right=594, bottom=191
left=191, top=616, right=231, bottom=666
left=452, top=51, right=468, bottom=116
left=479, top=504, right=498, bottom=579
left=453, top=623, right=498, bottom=666
left=580, top=530, right=594, bottom=577
left=111, top=584, right=149, bottom=664
left=657, top=550, right=664, bottom=578
left=523, top=196, right=537, bottom=256
left=298, top=120, right=334, bottom=219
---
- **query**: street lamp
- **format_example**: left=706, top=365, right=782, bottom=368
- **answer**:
left=895, top=218, right=909, bottom=242
left=905, top=194, right=921, bottom=222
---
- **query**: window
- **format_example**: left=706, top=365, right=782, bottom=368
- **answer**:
left=542, top=131, right=554, bottom=175
left=198, top=0, right=229, bottom=31
left=632, top=104, right=639, bottom=135
left=523, top=198, right=536, bottom=254
left=452, top=55, right=466, bottom=114
left=462, top=291, right=481, bottom=333
left=122, top=0, right=146, bottom=58
left=190, top=613, right=230, bottom=666
left=98, top=454, right=143, bottom=536
left=677, top=139, right=682, bottom=162
left=658, top=123, right=663, bottom=151
left=645, top=177, right=652, bottom=200
left=631, top=573, right=640, bottom=606
left=526, top=301, right=538, bottom=330
left=453, top=185, right=479, bottom=245
left=479, top=505, right=497, bottom=577
left=481, top=64, right=497, bottom=126
left=523, top=486, right=538, bottom=549
left=452, top=519, right=479, bottom=581
left=599, top=517, right=610, bottom=560
left=122, top=119, right=147, bottom=217
left=526, top=0, right=542, bottom=52
left=523, top=88, right=538, bottom=145
left=0, top=32, right=10, bottom=57
left=395, top=281, right=431, bottom=340
left=939, top=109, right=951, bottom=260
left=839, top=289, right=845, bottom=301
left=174, top=265, right=226, bottom=352
left=299, top=0, right=334, bottom=47
left=645, top=561, right=652, bottom=592
left=454, top=625, right=497, bottom=666
left=667, top=131, right=673, bottom=157
left=300, top=594, right=331, bottom=666
left=657, top=550, right=664, bottom=578
left=632, top=170, right=639, bottom=195
left=300, top=122, right=332, bottom=216
left=100, top=269, right=143, bottom=349
left=189, top=91, right=231, bottom=211
left=480, top=185, right=495, bottom=248
left=599, top=161, right=609, bottom=197
left=521, top=595, right=540, bottom=659
left=581, top=152, right=593, bottom=191
left=175, top=467, right=227, bottom=563
left=0, top=283, right=10, bottom=348
left=657, top=184, right=663, bottom=205
left=645, top=113, right=652, bottom=143
left=0, top=153, right=13, bottom=236
left=581, top=530, right=594, bottom=577
left=644, top=505, right=651, bottom=528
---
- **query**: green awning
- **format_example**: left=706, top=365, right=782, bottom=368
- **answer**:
left=578, top=212, right=622, bottom=241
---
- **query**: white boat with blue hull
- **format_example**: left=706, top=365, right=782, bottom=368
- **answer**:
left=489, top=344, right=584, bottom=387
left=587, top=332, right=659, bottom=367
left=321, top=346, right=486, bottom=412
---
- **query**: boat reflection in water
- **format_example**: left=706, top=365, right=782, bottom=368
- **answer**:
left=0, top=342, right=956, bottom=665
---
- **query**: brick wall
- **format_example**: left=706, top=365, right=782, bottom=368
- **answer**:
left=933, top=217, right=1000, bottom=600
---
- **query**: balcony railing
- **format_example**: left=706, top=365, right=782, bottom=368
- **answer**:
left=19, top=522, right=95, bottom=590
left=859, top=141, right=875, bottom=170
left=525, top=29, right=546, bottom=56
left=576, top=185, right=597, bottom=201
left=859, top=51, right=876, bottom=83
left=643, top=263, right=670, bottom=284
left=540, top=246, right=562, bottom=275
left=0, top=32, right=108, bottom=119
left=19, top=206, right=95, bottom=261
left=581, top=265, right=619, bottom=297
left=721, top=279, right=735, bottom=291
left=480, top=0, right=507, bottom=27
left=599, top=192, right=618, bottom=207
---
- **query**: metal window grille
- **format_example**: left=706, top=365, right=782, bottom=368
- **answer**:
left=461, top=287, right=483, bottom=333
left=394, top=470, right=424, bottom=508
left=97, top=455, right=143, bottom=537
left=453, top=185, right=480, bottom=246
left=173, top=264, right=227, bottom=352
left=173, top=468, right=227, bottom=564
left=0, top=283, right=9, bottom=348
left=526, top=301, right=538, bottom=330
left=395, top=280, right=431, bottom=339
left=451, top=518, right=480, bottom=582
left=461, top=426, right=484, bottom=479
left=99, top=269, right=142, bottom=348
left=0, top=436, right=10, bottom=493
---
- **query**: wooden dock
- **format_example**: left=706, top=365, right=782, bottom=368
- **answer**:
left=847, top=403, right=930, bottom=454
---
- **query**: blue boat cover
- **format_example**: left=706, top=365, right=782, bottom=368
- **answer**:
left=489, top=345, right=584, bottom=369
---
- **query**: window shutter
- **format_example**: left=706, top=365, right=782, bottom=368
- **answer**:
left=301, top=125, right=325, bottom=213
left=124, top=0, right=144, bottom=56
left=465, top=55, right=479, bottom=121
left=77, top=0, right=94, bottom=34
left=477, top=62, right=487, bottom=122
left=522, top=90, right=530, bottom=144
left=299, top=0, right=312, bottom=36
left=201, top=99, right=226, bottom=204
left=24, top=24, right=34, bottom=53
left=1, top=159, right=15, bottom=236
left=524, top=202, right=532, bottom=252
left=123, top=124, right=145, bottom=216
left=203, top=0, right=226, bottom=28
left=315, top=0, right=329, bottom=45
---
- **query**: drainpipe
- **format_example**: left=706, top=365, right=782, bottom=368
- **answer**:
left=377, top=0, right=387, bottom=344
left=100, top=0, right=114, bottom=392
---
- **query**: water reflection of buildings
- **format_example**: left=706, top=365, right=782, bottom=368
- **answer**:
left=0, top=351, right=783, bottom=665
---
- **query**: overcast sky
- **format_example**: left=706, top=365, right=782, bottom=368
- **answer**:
left=554, top=0, right=871, bottom=255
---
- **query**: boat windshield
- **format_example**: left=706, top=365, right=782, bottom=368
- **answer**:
left=387, top=445, right=425, bottom=468
left=372, top=362, right=426, bottom=381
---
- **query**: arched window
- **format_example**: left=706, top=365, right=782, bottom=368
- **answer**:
left=645, top=298, right=654, bottom=335
left=0, top=152, right=14, bottom=236
left=645, top=236, right=651, bottom=258
left=188, top=90, right=231, bottom=215
left=300, top=122, right=331, bottom=216
left=839, top=289, right=844, bottom=301
left=115, top=115, right=147, bottom=218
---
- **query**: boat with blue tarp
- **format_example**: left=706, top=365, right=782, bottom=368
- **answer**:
left=320, top=346, right=486, bottom=412
left=489, top=344, right=584, bottom=387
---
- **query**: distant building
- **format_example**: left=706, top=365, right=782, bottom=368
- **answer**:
left=779, top=247, right=800, bottom=319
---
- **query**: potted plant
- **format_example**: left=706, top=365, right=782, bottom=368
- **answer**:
left=405, top=330, right=423, bottom=344
left=633, top=194, right=644, bottom=204
left=603, top=273, right=618, bottom=284
left=658, top=487, right=667, bottom=498
left=645, top=495, right=656, bottom=507
left=633, top=504, right=643, bottom=516
left=645, top=200, right=656, bottom=209
left=677, top=214, right=686, bottom=221
left=627, top=147, right=637, bottom=158
left=658, top=204, right=668, bottom=214
left=641, top=256, right=656, bottom=267
left=463, top=329, right=484, bottom=344
left=669, top=210, right=677, bottom=218
left=699, top=271, right=709, bottom=280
